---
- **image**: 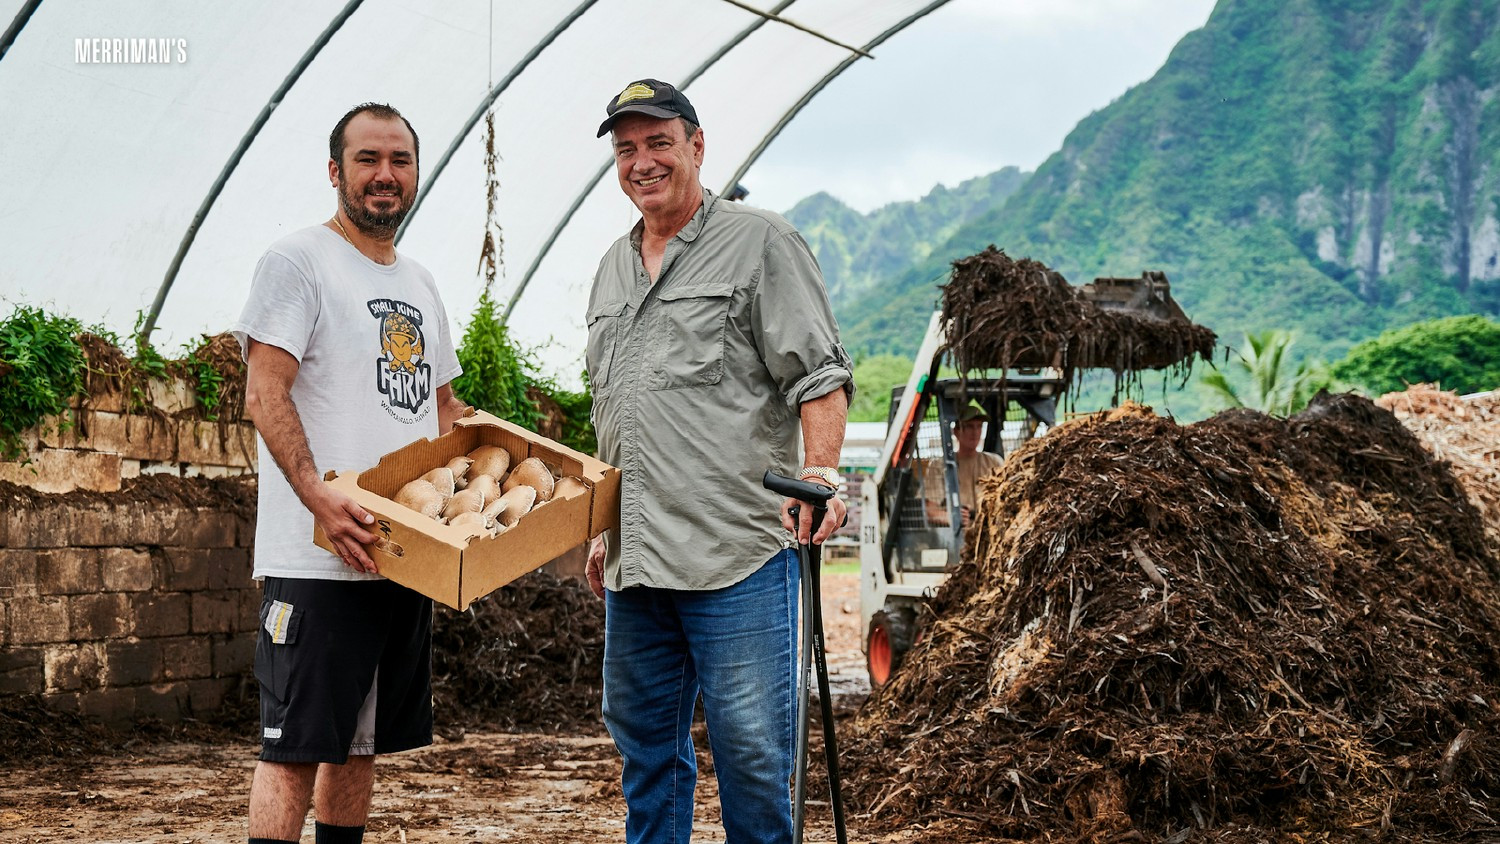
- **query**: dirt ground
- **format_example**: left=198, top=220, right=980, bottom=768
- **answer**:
left=0, top=572, right=882, bottom=843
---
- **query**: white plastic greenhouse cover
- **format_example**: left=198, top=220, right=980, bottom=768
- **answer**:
left=0, top=0, right=950, bottom=377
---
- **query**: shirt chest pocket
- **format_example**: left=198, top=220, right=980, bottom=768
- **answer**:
left=651, top=281, right=735, bottom=390
left=586, top=300, right=629, bottom=390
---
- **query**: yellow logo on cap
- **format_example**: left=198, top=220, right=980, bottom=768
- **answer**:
left=616, top=83, right=656, bottom=106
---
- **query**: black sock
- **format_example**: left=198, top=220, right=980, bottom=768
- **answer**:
left=249, top=838, right=298, bottom=844
left=314, top=822, right=365, bottom=844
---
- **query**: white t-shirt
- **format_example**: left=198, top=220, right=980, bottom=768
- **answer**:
left=232, top=225, right=463, bottom=580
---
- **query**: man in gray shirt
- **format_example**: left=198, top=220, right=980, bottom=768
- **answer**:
left=584, top=79, right=853, bottom=843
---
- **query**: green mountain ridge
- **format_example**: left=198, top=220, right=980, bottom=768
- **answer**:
left=784, top=167, right=1027, bottom=311
left=821, top=0, right=1500, bottom=375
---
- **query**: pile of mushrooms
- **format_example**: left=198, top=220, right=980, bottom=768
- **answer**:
left=392, top=445, right=588, bottom=538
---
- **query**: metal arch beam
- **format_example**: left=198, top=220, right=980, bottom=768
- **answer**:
left=501, top=0, right=800, bottom=320
left=715, top=0, right=870, bottom=57
left=142, top=0, right=365, bottom=340
left=720, top=0, right=956, bottom=197
left=0, top=0, right=42, bottom=64
left=395, top=0, right=599, bottom=245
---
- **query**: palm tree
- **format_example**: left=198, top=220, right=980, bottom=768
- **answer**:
left=1202, top=330, right=1330, bottom=416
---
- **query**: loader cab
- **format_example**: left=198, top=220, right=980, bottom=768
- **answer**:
left=859, top=373, right=1061, bottom=687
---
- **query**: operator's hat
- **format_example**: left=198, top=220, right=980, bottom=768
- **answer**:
left=598, top=78, right=700, bottom=137
left=957, top=400, right=990, bottom=423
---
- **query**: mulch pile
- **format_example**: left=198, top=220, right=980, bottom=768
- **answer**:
left=844, top=392, right=1500, bottom=842
left=526, top=385, right=568, bottom=443
left=432, top=569, right=605, bottom=734
left=0, top=473, right=257, bottom=517
left=0, top=683, right=263, bottom=762
left=1378, top=384, right=1500, bottom=557
left=0, top=695, right=122, bottom=760
left=74, top=330, right=247, bottom=421
left=940, top=248, right=1216, bottom=384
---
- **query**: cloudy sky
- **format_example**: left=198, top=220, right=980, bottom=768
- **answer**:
left=747, top=0, right=1216, bottom=214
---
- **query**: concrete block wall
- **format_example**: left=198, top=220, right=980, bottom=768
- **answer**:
left=0, top=487, right=259, bottom=724
left=0, top=377, right=257, bottom=494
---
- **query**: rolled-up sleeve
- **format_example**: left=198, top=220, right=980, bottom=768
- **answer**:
left=750, top=230, right=855, bottom=412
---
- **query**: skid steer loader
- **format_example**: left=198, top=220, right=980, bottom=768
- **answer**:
left=858, top=272, right=1195, bottom=687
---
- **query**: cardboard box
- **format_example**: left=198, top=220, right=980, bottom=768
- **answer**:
left=314, top=410, right=620, bottom=610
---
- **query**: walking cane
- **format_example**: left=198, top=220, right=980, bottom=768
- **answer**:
left=763, top=470, right=849, bottom=844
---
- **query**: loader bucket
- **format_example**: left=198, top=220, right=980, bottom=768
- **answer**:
left=1080, top=271, right=1189, bottom=323
left=939, top=248, right=1216, bottom=374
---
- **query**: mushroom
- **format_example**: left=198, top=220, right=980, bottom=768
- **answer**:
left=488, top=485, right=537, bottom=528
left=395, top=479, right=444, bottom=520
left=440, top=487, right=485, bottom=522
left=468, top=445, right=511, bottom=480
left=466, top=473, right=502, bottom=507
left=420, top=466, right=455, bottom=498
left=447, top=510, right=489, bottom=535
left=503, top=457, right=555, bottom=502
left=446, top=455, right=474, bottom=490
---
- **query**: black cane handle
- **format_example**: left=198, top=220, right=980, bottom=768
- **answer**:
left=763, top=469, right=836, bottom=503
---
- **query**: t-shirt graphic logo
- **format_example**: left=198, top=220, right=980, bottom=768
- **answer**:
left=368, top=298, right=432, bottom=415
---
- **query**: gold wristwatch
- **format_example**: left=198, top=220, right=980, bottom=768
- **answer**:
left=798, top=466, right=843, bottom=488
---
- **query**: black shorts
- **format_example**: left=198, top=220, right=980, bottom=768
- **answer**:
left=256, top=576, right=433, bottom=764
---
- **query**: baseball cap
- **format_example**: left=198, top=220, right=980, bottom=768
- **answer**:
left=957, top=400, right=990, bottom=423
left=597, top=78, right=701, bottom=138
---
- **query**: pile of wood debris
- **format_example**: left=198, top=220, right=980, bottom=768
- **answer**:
left=432, top=570, right=604, bottom=733
left=844, top=393, right=1500, bottom=842
left=1377, top=384, right=1500, bottom=556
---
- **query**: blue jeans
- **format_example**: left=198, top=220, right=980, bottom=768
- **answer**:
left=603, top=549, right=800, bottom=844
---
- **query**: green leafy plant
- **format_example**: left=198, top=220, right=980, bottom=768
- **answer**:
left=129, top=311, right=171, bottom=381
left=184, top=349, right=225, bottom=419
left=1331, top=315, right=1500, bottom=396
left=0, top=304, right=85, bottom=460
left=177, top=333, right=246, bottom=421
left=451, top=290, right=542, bottom=430
left=1202, top=330, right=1336, bottom=417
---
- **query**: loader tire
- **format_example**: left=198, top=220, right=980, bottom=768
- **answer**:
left=867, top=606, right=915, bottom=688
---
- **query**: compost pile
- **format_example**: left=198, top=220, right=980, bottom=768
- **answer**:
left=940, top=247, right=1215, bottom=381
left=0, top=473, right=256, bottom=517
left=75, top=330, right=247, bottom=420
left=432, top=569, right=605, bottom=732
left=846, top=393, right=1500, bottom=842
left=0, top=695, right=122, bottom=760
left=1377, top=384, right=1500, bottom=556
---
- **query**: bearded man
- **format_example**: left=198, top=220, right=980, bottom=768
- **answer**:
left=232, top=103, right=467, bottom=844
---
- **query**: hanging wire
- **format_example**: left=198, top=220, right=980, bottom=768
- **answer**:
left=395, top=0, right=599, bottom=244
left=476, top=0, right=503, bottom=292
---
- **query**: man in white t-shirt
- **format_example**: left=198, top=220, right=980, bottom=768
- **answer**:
left=232, top=103, right=466, bottom=844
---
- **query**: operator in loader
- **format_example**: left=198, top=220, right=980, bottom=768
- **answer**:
left=924, top=400, right=1004, bottom=529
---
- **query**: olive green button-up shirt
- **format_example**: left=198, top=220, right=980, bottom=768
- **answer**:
left=586, top=189, right=854, bottom=591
